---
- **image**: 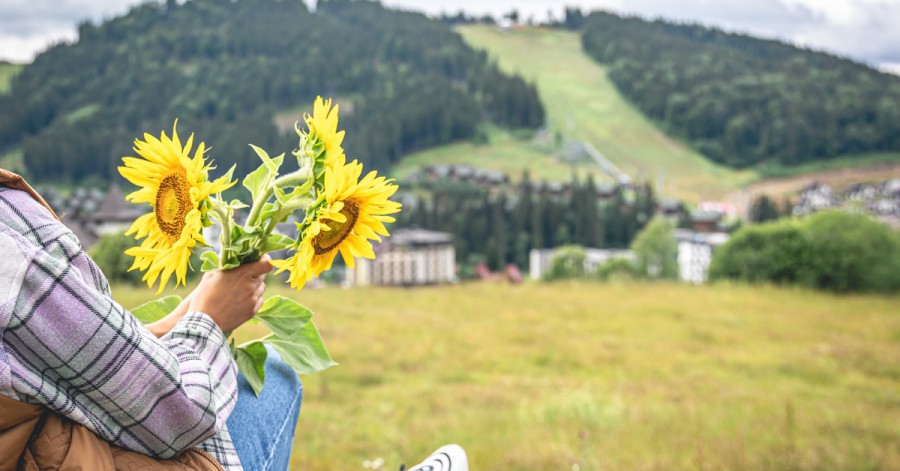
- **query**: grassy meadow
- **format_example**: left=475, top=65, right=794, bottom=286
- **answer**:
left=402, top=26, right=899, bottom=204
left=454, top=26, right=756, bottom=202
left=115, top=282, right=900, bottom=470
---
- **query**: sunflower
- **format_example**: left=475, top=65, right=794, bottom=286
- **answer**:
left=118, top=121, right=234, bottom=292
left=301, top=96, right=345, bottom=168
left=273, top=159, right=401, bottom=290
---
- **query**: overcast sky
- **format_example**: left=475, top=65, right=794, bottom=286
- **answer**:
left=2, top=0, right=899, bottom=74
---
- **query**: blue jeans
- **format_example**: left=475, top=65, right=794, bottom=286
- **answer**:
left=226, top=346, right=303, bottom=471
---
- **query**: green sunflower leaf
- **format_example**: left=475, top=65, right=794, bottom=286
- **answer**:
left=260, top=233, right=295, bottom=253
left=265, top=321, right=336, bottom=375
left=255, top=296, right=313, bottom=338
left=242, top=161, right=269, bottom=203
left=132, top=295, right=182, bottom=324
left=257, top=202, right=281, bottom=226
left=274, top=184, right=286, bottom=203
left=233, top=342, right=268, bottom=397
left=200, top=251, right=219, bottom=271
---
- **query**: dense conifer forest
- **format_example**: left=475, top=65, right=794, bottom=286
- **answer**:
left=398, top=176, right=659, bottom=272
left=581, top=11, right=900, bottom=168
left=0, top=0, right=543, bottom=182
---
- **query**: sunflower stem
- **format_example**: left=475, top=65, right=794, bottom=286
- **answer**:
left=237, top=333, right=274, bottom=349
left=253, top=197, right=314, bottom=255
left=215, top=204, right=233, bottom=269
left=273, top=167, right=310, bottom=189
left=246, top=191, right=269, bottom=229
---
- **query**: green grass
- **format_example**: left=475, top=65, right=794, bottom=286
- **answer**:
left=409, top=26, right=895, bottom=202
left=114, top=282, right=900, bottom=470
left=64, top=104, right=100, bottom=124
left=393, top=126, right=599, bottom=184
left=451, top=26, right=757, bottom=202
left=0, top=62, right=22, bottom=94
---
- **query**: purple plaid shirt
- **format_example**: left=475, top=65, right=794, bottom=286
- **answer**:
left=0, top=188, right=242, bottom=469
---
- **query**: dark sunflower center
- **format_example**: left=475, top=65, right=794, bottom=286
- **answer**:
left=313, top=200, right=359, bottom=255
left=155, top=172, right=191, bottom=238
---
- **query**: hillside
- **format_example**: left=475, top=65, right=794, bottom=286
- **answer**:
left=0, top=63, right=23, bottom=173
left=406, top=26, right=756, bottom=202
left=581, top=12, right=900, bottom=169
left=114, top=282, right=900, bottom=470
left=0, top=0, right=542, bottom=183
left=0, top=62, right=21, bottom=94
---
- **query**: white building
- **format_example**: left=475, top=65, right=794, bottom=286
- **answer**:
left=345, top=228, right=456, bottom=286
left=529, top=247, right=634, bottom=280
left=675, top=230, right=729, bottom=283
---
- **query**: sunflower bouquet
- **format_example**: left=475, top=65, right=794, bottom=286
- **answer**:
left=123, top=97, right=400, bottom=395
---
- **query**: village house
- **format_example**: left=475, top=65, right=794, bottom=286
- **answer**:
left=530, top=228, right=728, bottom=284
left=38, top=184, right=143, bottom=250
left=345, top=228, right=456, bottom=287
left=793, top=181, right=838, bottom=215
left=528, top=247, right=634, bottom=279
left=688, top=210, right=723, bottom=233
left=594, top=183, right=619, bottom=202
left=675, top=229, right=729, bottom=284
left=89, top=184, right=144, bottom=237
left=420, top=164, right=510, bottom=188
left=789, top=179, right=899, bottom=226
left=658, top=199, right=686, bottom=224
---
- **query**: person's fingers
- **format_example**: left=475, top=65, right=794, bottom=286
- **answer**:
left=253, top=281, right=266, bottom=298
left=244, top=258, right=273, bottom=276
left=253, top=296, right=264, bottom=314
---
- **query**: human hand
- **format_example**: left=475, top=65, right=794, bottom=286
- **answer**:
left=144, top=291, right=194, bottom=338
left=188, top=255, right=273, bottom=332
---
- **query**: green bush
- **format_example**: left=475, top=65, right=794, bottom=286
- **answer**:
left=708, top=221, right=813, bottom=285
left=802, top=211, right=900, bottom=293
left=543, top=245, right=587, bottom=280
left=630, top=217, right=678, bottom=280
left=710, top=211, right=900, bottom=293
left=595, top=257, right=638, bottom=281
left=89, top=232, right=146, bottom=285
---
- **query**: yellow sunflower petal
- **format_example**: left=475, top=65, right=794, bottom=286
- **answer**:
left=118, top=120, right=226, bottom=292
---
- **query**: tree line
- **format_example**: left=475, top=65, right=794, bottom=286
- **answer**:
left=0, top=0, right=543, bottom=183
left=581, top=11, right=900, bottom=168
left=397, top=174, right=658, bottom=272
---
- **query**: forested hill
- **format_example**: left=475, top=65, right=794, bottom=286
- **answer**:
left=0, top=0, right=543, bottom=183
left=581, top=12, right=900, bottom=168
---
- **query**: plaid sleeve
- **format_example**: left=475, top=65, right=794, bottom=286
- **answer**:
left=3, top=229, right=238, bottom=460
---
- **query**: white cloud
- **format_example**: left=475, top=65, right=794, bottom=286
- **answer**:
left=1, top=0, right=898, bottom=69
left=880, top=62, right=900, bottom=76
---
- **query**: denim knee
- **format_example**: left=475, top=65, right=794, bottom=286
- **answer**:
left=263, top=345, right=303, bottom=398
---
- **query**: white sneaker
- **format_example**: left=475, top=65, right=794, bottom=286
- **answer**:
left=405, top=444, right=468, bottom=471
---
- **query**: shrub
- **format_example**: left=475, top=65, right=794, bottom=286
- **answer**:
left=595, top=257, right=638, bottom=281
left=801, top=211, right=900, bottom=293
left=708, top=220, right=813, bottom=285
left=710, top=211, right=900, bottom=293
left=543, top=245, right=587, bottom=280
left=630, top=217, right=678, bottom=280
left=89, top=232, right=145, bottom=285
